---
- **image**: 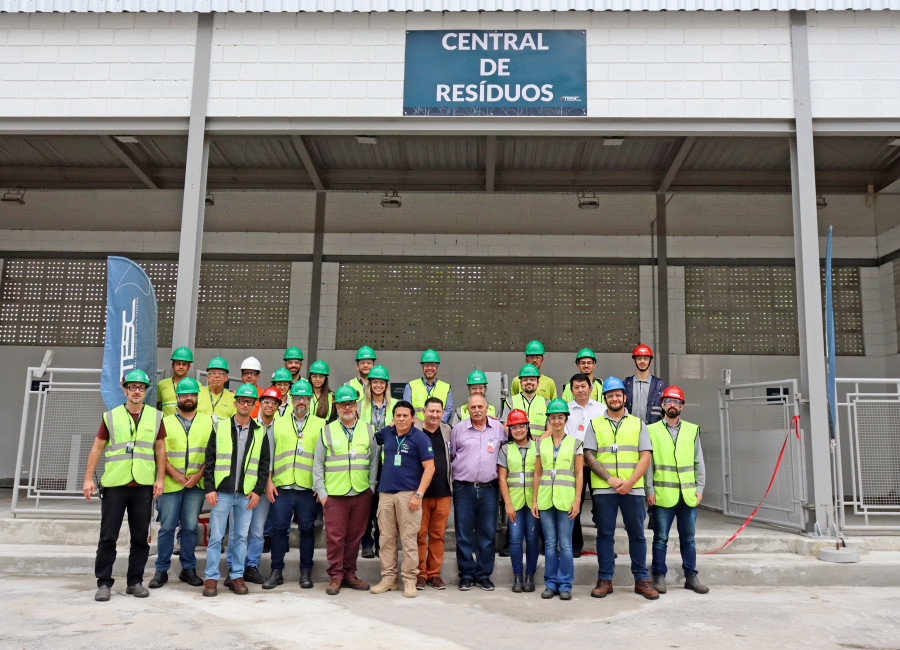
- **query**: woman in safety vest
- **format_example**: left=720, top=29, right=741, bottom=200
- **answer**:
left=531, top=399, right=584, bottom=601
left=359, top=365, right=396, bottom=431
left=308, top=360, right=335, bottom=423
left=497, top=408, right=539, bottom=593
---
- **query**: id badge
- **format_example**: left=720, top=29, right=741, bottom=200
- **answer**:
left=125, top=441, right=135, bottom=454
left=611, top=443, right=618, bottom=454
left=520, top=472, right=526, bottom=485
left=349, top=449, right=357, bottom=459
left=551, top=469, right=556, bottom=480
left=394, top=455, right=402, bottom=467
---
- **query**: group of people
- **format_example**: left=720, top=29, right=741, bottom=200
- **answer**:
left=83, top=340, right=707, bottom=603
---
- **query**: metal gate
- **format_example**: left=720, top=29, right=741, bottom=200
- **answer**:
left=718, top=379, right=808, bottom=531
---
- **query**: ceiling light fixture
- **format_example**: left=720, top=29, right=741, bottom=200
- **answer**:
left=381, top=191, right=402, bottom=209
left=1, top=188, right=25, bottom=204
left=889, top=138, right=900, bottom=146
left=114, top=135, right=141, bottom=144
left=602, top=137, right=624, bottom=147
left=356, top=135, right=378, bottom=145
left=577, top=191, right=599, bottom=210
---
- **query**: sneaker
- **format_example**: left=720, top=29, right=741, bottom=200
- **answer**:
left=94, top=586, right=111, bottom=602
left=476, top=578, right=495, bottom=591
left=126, top=584, right=149, bottom=598
left=416, top=576, right=427, bottom=590
left=458, top=578, right=474, bottom=591
left=430, top=576, right=447, bottom=590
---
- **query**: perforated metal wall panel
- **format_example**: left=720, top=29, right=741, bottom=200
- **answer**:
left=196, top=261, right=291, bottom=349
left=684, top=265, right=863, bottom=356
left=336, top=263, right=639, bottom=352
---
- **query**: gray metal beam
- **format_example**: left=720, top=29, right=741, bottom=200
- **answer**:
left=306, top=192, right=327, bottom=362
left=98, top=135, right=159, bottom=190
left=874, top=156, right=900, bottom=192
left=655, top=193, right=670, bottom=381
left=171, top=13, right=213, bottom=350
left=290, top=135, right=325, bottom=191
left=657, top=136, right=696, bottom=194
left=790, top=10, right=832, bottom=536
left=485, top=135, right=497, bottom=193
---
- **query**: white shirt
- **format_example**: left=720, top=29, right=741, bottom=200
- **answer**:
left=565, top=398, right=607, bottom=442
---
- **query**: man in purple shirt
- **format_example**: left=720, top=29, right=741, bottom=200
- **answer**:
left=450, top=393, right=504, bottom=591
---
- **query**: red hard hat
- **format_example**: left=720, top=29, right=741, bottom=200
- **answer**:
left=259, top=387, right=281, bottom=401
left=661, top=386, right=685, bottom=403
left=632, top=344, right=653, bottom=358
left=506, top=409, right=529, bottom=426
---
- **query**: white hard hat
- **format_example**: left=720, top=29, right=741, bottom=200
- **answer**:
left=240, top=356, right=262, bottom=372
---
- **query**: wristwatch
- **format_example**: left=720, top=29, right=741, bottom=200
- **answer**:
left=414, top=492, right=423, bottom=499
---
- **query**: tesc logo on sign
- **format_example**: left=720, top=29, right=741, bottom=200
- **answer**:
left=119, top=297, right=138, bottom=381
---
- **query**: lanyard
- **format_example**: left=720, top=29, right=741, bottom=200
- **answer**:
left=423, top=379, right=435, bottom=397
left=552, top=438, right=562, bottom=466
left=340, top=422, right=355, bottom=443
left=127, top=408, right=145, bottom=441
left=395, top=432, right=408, bottom=454
left=293, top=414, right=308, bottom=441
left=372, top=401, right=386, bottom=431
left=210, top=389, right=224, bottom=411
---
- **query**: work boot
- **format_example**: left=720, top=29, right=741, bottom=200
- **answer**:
left=94, top=586, right=111, bottom=602
left=370, top=579, right=399, bottom=594
left=224, top=575, right=233, bottom=590
left=342, top=576, right=370, bottom=591
left=559, top=591, right=572, bottom=601
left=541, top=588, right=557, bottom=599
left=263, top=536, right=272, bottom=554
left=416, top=576, right=427, bottom=590
left=179, top=568, right=204, bottom=587
left=591, top=579, right=613, bottom=598
left=230, top=577, right=249, bottom=595
left=652, top=573, right=668, bottom=594
left=634, top=579, right=660, bottom=600
left=523, top=575, right=535, bottom=593
left=148, top=571, right=168, bottom=589
left=403, top=581, right=418, bottom=598
left=684, top=575, right=710, bottom=594
left=361, top=546, right=376, bottom=559
left=512, top=575, right=524, bottom=593
left=430, top=576, right=447, bottom=590
left=299, top=567, right=313, bottom=589
left=326, top=578, right=342, bottom=595
left=499, top=545, right=510, bottom=558
left=126, top=584, right=149, bottom=598
left=262, top=569, right=284, bottom=590
left=243, top=566, right=264, bottom=584
left=202, top=579, right=218, bottom=597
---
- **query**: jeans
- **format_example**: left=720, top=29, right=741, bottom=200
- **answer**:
left=453, top=481, right=498, bottom=581
left=540, top=508, right=575, bottom=592
left=95, top=485, right=153, bottom=588
left=652, top=497, right=698, bottom=577
left=244, top=496, right=272, bottom=568
left=270, top=488, right=318, bottom=570
left=155, top=487, right=205, bottom=572
left=508, top=505, right=539, bottom=577
left=205, top=492, right=254, bottom=581
left=592, top=492, right=648, bottom=581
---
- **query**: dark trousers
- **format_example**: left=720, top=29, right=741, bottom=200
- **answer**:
left=453, top=481, right=498, bottom=581
left=652, top=496, right=698, bottom=577
left=360, top=491, right=380, bottom=552
left=270, top=489, right=318, bottom=571
left=592, top=492, right=648, bottom=582
left=322, top=491, right=373, bottom=581
left=95, top=485, right=153, bottom=588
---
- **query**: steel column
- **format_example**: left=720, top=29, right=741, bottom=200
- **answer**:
left=306, top=191, right=327, bottom=361
left=655, top=193, right=670, bottom=381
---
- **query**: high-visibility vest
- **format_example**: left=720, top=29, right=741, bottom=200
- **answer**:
left=358, top=397, right=397, bottom=430
left=504, top=441, right=536, bottom=510
left=648, top=420, right=699, bottom=508
left=562, top=378, right=604, bottom=403
left=505, top=394, right=548, bottom=437
left=409, top=378, right=450, bottom=421
left=346, top=377, right=366, bottom=399
left=457, top=403, right=496, bottom=421
left=198, top=386, right=236, bottom=419
left=271, top=412, right=326, bottom=489
left=212, top=418, right=265, bottom=495
left=320, top=419, right=375, bottom=495
left=100, top=404, right=160, bottom=488
left=510, top=374, right=557, bottom=401
left=589, top=414, right=645, bottom=490
left=537, top=435, right=578, bottom=511
left=310, top=390, right=334, bottom=421
left=157, top=377, right=179, bottom=417
left=162, top=412, right=214, bottom=493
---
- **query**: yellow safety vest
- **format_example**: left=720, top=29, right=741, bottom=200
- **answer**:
left=505, top=394, right=548, bottom=437
left=589, top=414, right=644, bottom=490
left=320, top=419, right=375, bottom=495
left=562, top=378, right=604, bottom=403
left=409, top=378, right=450, bottom=421
left=157, top=377, right=180, bottom=417
left=504, top=441, right=536, bottom=510
left=537, top=435, right=578, bottom=511
left=197, top=386, right=236, bottom=419
left=272, top=412, right=326, bottom=489
left=358, top=397, right=397, bottom=430
left=510, top=374, right=557, bottom=401
left=212, top=418, right=265, bottom=495
left=648, top=420, right=699, bottom=508
left=346, top=377, right=366, bottom=399
left=100, top=404, right=160, bottom=488
left=162, top=412, right=214, bottom=493
left=310, top=390, right=334, bottom=421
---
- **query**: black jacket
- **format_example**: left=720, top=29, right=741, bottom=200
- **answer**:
left=623, top=375, right=667, bottom=425
left=204, top=416, right=269, bottom=495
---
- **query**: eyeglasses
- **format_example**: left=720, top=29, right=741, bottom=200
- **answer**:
left=235, top=398, right=256, bottom=406
left=125, top=385, right=146, bottom=392
left=208, top=370, right=227, bottom=377
left=662, top=398, right=683, bottom=405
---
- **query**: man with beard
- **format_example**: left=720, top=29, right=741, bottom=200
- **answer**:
left=283, top=346, right=304, bottom=383
left=624, top=344, right=667, bottom=425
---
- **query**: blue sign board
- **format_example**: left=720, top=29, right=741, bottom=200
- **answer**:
left=404, top=30, right=587, bottom=117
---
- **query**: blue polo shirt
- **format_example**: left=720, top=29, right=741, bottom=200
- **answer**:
left=375, top=425, right=434, bottom=494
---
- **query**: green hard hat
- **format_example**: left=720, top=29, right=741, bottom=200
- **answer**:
left=546, top=398, right=570, bottom=415
left=356, top=345, right=376, bottom=361
left=309, top=360, right=330, bottom=375
left=207, top=356, right=229, bottom=372
left=271, top=367, right=293, bottom=383
left=122, top=369, right=150, bottom=385
left=575, top=348, right=596, bottom=362
left=171, top=346, right=193, bottom=362
left=283, top=346, right=304, bottom=361
left=518, top=364, right=540, bottom=378
left=290, top=378, right=314, bottom=397
left=333, top=385, right=359, bottom=404
left=467, top=369, right=488, bottom=385
left=234, top=383, right=259, bottom=400
left=524, top=340, right=545, bottom=355
left=368, top=365, right=390, bottom=382
left=420, top=349, right=440, bottom=364
left=175, top=376, right=200, bottom=394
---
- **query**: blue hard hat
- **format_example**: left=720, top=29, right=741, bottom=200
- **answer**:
left=602, top=376, right=625, bottom=394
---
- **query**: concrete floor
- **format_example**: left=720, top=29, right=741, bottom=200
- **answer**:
left=1, top=576, right=898, bottom=650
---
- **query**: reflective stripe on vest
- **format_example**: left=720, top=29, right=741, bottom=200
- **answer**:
left=321, top=419, right=374, bottom=495
left=213, top=418, right=265, bottom=495
left=458, top=403, right=496, bottom=421
left=197, top=386, right=236, bottom=419
left=647, top=420, right=699, bottom=508
left=162, top=412, right=214, bottom=493
left=409, top=379, right=450, bottom=420
left=537, top=435, right=578, bottom=511
left=589, top=414, right=644, bottom=490
left=504, top=441, right=536, bottom=510
left=100, top=404, right=160, bottom=488
left=271, top=412, right=326, bottom=489
left=157, top=377, right=178, bottom=417
left=507, top=393, right=548, bottom=436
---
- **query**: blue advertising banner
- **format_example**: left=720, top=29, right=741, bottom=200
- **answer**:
left=100, top=256, right=158, bottom=410
left=403, top=30, right=587, bottom=117
left=825, top=226, right=837, bottom=439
